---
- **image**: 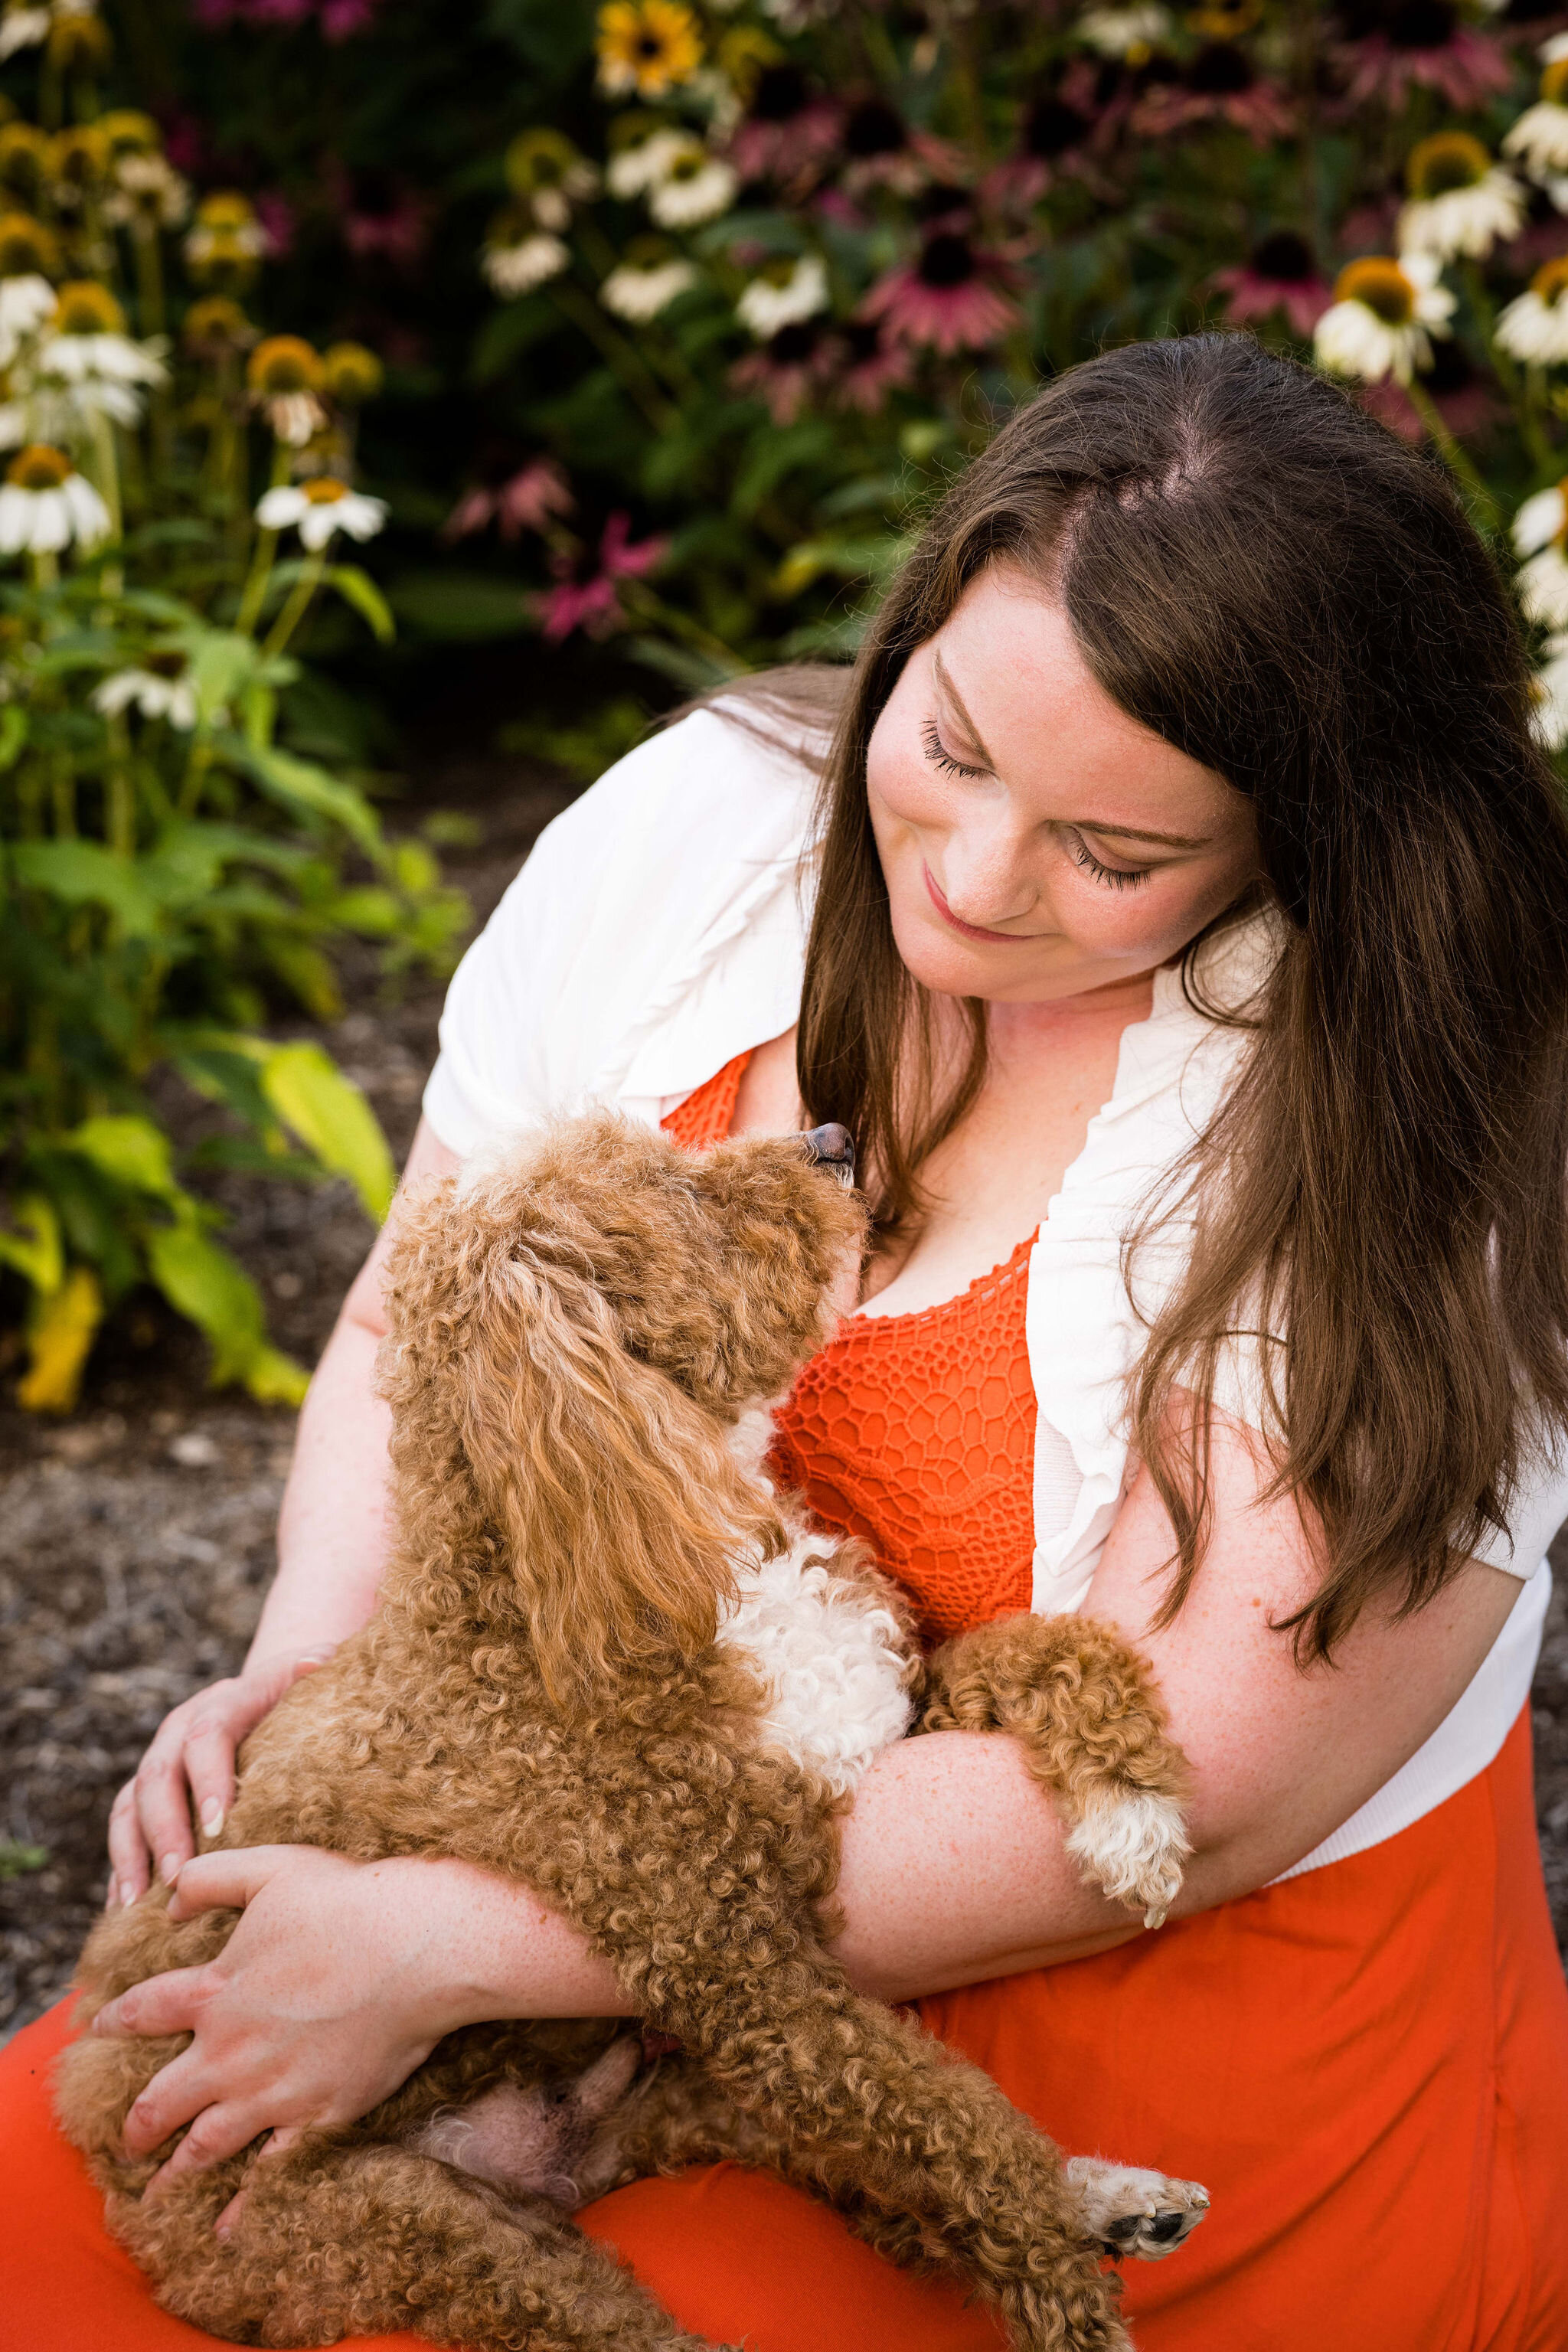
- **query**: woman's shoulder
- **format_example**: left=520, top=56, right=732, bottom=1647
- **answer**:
left=423, top=706, right=819, bottom=1156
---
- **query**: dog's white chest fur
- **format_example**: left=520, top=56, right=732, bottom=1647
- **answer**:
left=717, top=1540, right=914, bottom=1797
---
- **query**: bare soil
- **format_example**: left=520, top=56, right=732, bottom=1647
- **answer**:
left=2, top=754, right=1566, bottom=2036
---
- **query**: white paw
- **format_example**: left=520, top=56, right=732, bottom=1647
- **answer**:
left=1063, top=1788, right=1190, bottom=1928
left=1063, top=2156, right=1210, bottom=2262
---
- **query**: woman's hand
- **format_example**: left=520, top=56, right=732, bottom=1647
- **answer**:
left=90, top=1843, right=630, bottom=2221
left=106, top=1649, right=338, bottom=1907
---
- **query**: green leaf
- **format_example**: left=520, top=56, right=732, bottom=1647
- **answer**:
left=325, top=565, right=396, bottom=645
left=242, top=1343, right=311, bottom=1407
left=387, top=570, right=532, bottom=643
left=8, top=839, right=162, bottom=938
left=0, top=703, right=28, bottom=769
left=325, top=884, right=403, bottom=937
left=17, top=1264, right=103, bottom=1413
left=186, top=630, right=262, bottom=725
left=0, top=1194, right=64, bottom=1298
left=224, top=738, right=384, bottom=860
left=144, top=1223, right=264, bottom=1387
left=0, top=1841, right=49, bottom=1881
left=260, top=1040, right=396, bottom=1222
left=66, top=1115, right=180, bottom=1202
left=263, top=936, right=343, bottom=1021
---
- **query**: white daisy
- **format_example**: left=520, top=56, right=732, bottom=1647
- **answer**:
left=1495, top=256, right=1568, bottom=364
left=482, top=230, right=569, bottom=297
left=1076, top=4, right=1171, bottom=57
left=1512, top=482, right=1568, bottom=626
left=0, top=442, right=109, bottom=554
left=646, top=139, right=737, bottom=229
left=93, top=667, right=197, bottom=728
left=254, top=477, right=388, bottom=552
left=39, top=287, right=168, bottom=426
left=607, top=127, right=688, bottom=201
left=103, top=152, right=191, bottom=233
left=0, top=4, right=50, bottom=59
left=1530, top=632, right=1568, bottom=750
left=1398, top=134, right=1523, bottom=263
left=0, top=273, right=57, bottom=368
left=600, top=252, right=697, bottom=321
left=737, top=253, right=830, bottom=340
left=1313, top=252, right=1454, bottom=386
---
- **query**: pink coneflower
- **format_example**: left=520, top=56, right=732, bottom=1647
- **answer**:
left=984, top=87, right=1097, bottom=211
left=836, top=94, right=964, bottom=198
left=1211, top=230, right=1333, bottom=336
left=1338, top=2, right=1510, bottom=110
left=833, top=318, right=913, bottom=413
left=1133, top=43, right=1295, bottom=143
left=320, top=0, right=377, bottom=33
left=861, top=230, right=1021, bottom=355
left=730, top=318, right=838, bottom=423
left=253, top=191, right=295, bottom=259
left=443, top=458, right=574, bottom=544
left=727, top=64, right=841, bottom=190
left=342, top=178, right=428, bottom=270
left=537, top=511, right=668, bottom=644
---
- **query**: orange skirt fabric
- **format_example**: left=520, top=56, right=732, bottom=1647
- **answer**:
left=3, top=1707, right=1566, bottom=2352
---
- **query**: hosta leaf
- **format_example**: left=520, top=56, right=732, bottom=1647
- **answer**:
left=144, top=1223, right=263, bottom=1388
left=67, top=1115, right=180, bottom=1202
left=8, top=840, right=162, bottom=938
left=16, top=1265, right=103, bottom=1414
left=260, top=1040, right=395, bottom=1222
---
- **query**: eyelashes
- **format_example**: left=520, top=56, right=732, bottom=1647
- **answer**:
left=919, top=716, right=1153, bottom=892
left=920, top=717, right=986, bottom=779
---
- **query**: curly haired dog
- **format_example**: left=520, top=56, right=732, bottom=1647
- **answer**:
left=60, top=1112, right=1209, bottom=2352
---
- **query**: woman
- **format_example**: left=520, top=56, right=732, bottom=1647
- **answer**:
left=3, top=335, right=1566, bottom=2351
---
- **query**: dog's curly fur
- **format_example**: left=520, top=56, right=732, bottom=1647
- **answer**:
left=59, top=1113, right=1206, bottom=2352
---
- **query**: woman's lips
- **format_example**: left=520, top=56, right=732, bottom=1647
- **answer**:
left=923, top=863, right=1041, bottom=944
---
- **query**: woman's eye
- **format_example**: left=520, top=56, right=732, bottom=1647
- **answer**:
left=920, top=717, right=987, bottom=779
left=1065, top=829, right=1152, bottom=891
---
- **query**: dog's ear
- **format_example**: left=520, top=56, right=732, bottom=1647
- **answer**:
left=384, top=1183, right=784, bottom=1707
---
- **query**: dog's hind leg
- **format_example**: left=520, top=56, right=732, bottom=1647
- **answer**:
left=918, top=1613, right=1192, bottom=1928
left=126, top=2140, right=731, bottom=2352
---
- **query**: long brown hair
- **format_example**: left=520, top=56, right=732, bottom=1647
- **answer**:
left=779, top=333, right=1568, bottom=1657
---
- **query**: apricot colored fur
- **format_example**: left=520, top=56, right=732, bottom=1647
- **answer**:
left=58, top=1113, right=1190, bottom=2352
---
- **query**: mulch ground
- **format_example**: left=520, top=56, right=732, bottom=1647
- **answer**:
left=2, top=754, right=1566, bottom=2036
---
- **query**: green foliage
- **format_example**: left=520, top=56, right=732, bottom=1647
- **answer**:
left=0, top=1842, right=48, bottom=1881
left=0, top=26, right=469, bottom=1415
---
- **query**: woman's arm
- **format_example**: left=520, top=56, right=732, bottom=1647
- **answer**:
left=106, top=1119, right=461, bottom=1905
left=99, top=1400, right=1522, bottom=2197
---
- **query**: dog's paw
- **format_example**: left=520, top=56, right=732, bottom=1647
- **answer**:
left=1063, top=1788, right=1191, bottom=1928
left=1063, top=2156, right=1210, bottom=2262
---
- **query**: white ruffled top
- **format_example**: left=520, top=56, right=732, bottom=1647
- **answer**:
left=423, top=707, right=1558, bottom=1879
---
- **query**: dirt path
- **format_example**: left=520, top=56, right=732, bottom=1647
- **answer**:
left=3, top=760, right=1566, bottom=2034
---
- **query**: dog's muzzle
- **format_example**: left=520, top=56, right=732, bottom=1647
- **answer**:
left=797, top=1123, right=856, bottom=1187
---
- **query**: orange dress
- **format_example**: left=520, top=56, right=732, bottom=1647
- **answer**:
left=3, top=1054, right=1567, bottom=2352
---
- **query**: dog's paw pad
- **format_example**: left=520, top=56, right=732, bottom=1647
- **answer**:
left=1063, top=2157, right=1210, bottom=2263
left=1063, top=1790, right=1191, bottom=1926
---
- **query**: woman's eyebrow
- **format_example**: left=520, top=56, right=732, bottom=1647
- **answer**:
left=931, top=649, right=996, bottom=766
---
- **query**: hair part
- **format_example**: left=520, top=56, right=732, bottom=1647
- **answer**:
left=734, top=334, right=1568, bottom=1658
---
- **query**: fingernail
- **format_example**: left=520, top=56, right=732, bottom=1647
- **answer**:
left=160, top=1854, right=181, bottom=1885
left=201, top=1802, right=224, bottom=1837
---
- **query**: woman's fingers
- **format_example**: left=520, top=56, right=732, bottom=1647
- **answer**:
left=165, top=1845, right=291, bottom=1922
left=180, top=1713, right=239, bottom=1844
left=106, top=1779, right=150, bottom=1908
left=132, top=1733, right=203, bottom=1890
left=92, top=1962, right=209, bottom=2048
left=214, top=2125, right=304, bottom=2239
left=141, top=2102, right=277, bottom=2199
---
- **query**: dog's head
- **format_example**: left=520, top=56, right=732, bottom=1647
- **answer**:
left=379, top=1112, right=866, bottom=1705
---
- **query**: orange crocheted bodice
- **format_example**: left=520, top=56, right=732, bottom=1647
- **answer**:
left=662, top=1055, right=1037, bottom=1645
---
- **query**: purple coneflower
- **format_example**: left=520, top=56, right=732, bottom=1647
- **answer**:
left=833, top=318, right=913, bottom=413
left=730, top=318, right=837, bottom=423
left=860, top=230, right=1020, bottom=355
left=537, top=511, right=668, bottom=644
left=1134, top=43, right=1294, bottom=143
left=1211, top=230, right=1333, bottom=336
left=1338, top=2, right=1510, bottom=111
left=443, top=459, right=574, bottom=545
left=727, top=64, right=841, bottom=188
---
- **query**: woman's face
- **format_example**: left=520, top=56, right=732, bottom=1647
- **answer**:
left=865, top=564, right=1260, bottom=1005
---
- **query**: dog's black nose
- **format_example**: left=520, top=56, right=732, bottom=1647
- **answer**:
left=799, top=1124, right=856, bottom=1183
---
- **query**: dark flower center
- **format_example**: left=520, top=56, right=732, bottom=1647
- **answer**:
left=1024, top=96, right=1089, bottom=158
left=1189, top=42, right=1253, bottom=93
left=768, top=321, right=822, bottom=364
left=1388, top=1, right=1455, bottom=48
left=839, top=319, right=884, bottom=364
left=918, top=230, right=977, bottom=289
left=635, top=33, right=662, bottom=60
left=915, top=181, right=969, bottom=224
left=752, top=65, right=811, bottom=122
left=1250, top=229, right=1315, bottom=279
left=844, top=99, right=906, bottom=158
left=1424, top=335, right=1474, bottom=395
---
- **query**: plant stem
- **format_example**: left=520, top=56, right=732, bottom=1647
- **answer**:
left=28, top=548, right=57, bottom=590
left=548, top=279, right=676, bottom=433
left=261, top=546, right=326, bottom=658
left=87, top=408, right=122, bottom=542
left=1406, top=381, right=1500, bottom=534
left=234, top=442, right=292, bottom=632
